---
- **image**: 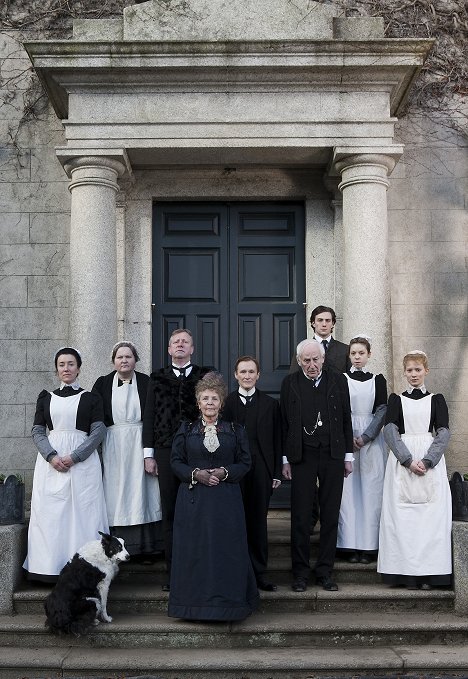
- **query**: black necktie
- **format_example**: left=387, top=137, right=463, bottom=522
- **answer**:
left=322, top=340, right=328, bottom=352
left=174, top=364, right=191, bottom=379
left=243, top=394, right=253, bottom=406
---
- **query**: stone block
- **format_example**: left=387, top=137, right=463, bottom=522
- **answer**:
left=2, top=372, right=55, bottom=406
left=388, top=209, right=432, bottom=242
left=0, top=307, right=68, bottom=340
left=0, top=523, right=27, bottom=614
left=446, top=401, right=468, bottom=436
left=333, top=17, right=384, bottom=40
left=0, top=212, right=29, bottom=244
left=73, top=18, right=123, bottom=41
left=0, top=244, right=69, bottom=276
left=123, top=0, right=336, bottom=41
left=431, top=210, right=468, bottom=241
left=388, top=240, right=466, bottom=274
left=30, top=212, right=70, bottom=244
left=0, top=405, right=26, bottom=437
left=27, top=276, right=69, bottom=308
left=0, top=437, right=38, bottom=469
left=30, top=147, right=69, bottom=183
left=434, top=272, right=468, bottom=304
left=0, top=180, right=70, bottom=213
left=452, top=522, right=468, bottom=615
left=391, top=336, right=466, bottom=370
left=26, top=339, right=67, bottom=372
left=0, top=31, right=23, bottom=56
left=0, top=276, right=27, bottom=307
left=428, top=369, right=468, bottom=401
left=391, top=303, right=467, bottom=338
left=0, top=146, right=30, bottom=180
left=0, top=340, right=27, bottom=372
left=390, top=272, right=434, bottom=305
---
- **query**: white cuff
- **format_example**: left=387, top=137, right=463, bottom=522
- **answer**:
left=282, top=456, right=289, bottom=464
left=143, top=448, right=154, bottom=459
left=345, top=453, right=355, bottom=462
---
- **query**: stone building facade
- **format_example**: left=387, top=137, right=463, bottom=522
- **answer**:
left=0, top=0, right=466, bottom=501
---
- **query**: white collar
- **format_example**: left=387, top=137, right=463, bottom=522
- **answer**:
left=302, top=370, right=323, bottom=384
left=59, top=380, right=80, bottom=390
left=172, top=362, right=192, bottom=376
left=350, top=366, right=370, bottom=374
left=238, top=387, right=256, bottom=397
left=314, top=334, right=332, bottom=343
left=407, top=384, right=427, bottom=394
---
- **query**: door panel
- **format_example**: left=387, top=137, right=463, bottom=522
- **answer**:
left=152, top=202, right=305, bottom=395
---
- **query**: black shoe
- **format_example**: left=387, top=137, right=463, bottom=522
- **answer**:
left=257, top=579, right=277, bottom=592
left=161, top=583, right=170, bottom=592
left=359, top=554, right=371, bottom=564
left=316, top=576, right=338, bottom=591
left=348, top=553, right=359, bottom=564
left=291, top=577, right=307, bottom=592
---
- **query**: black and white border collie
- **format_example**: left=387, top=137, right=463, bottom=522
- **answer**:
left=44, top=531, right=130, bottom=636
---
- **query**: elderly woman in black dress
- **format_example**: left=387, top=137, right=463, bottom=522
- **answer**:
left=168, top=372, right=259, bottom=621
left=24, top=347, right=108, bottom=581
left=92, top=341, right=162, bottom=558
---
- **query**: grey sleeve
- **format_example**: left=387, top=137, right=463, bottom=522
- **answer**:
left=70, top=421, right=107, bottom=463
left=423, top=427, right=450, bottom=468
left=31, top=424, right=56, bottom=462
left=361, top=404, right=387, bottom=443
left=383, top=422, right=412, bottom=466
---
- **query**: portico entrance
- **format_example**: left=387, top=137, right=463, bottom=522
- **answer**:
left=152, top=201, right=306, bottom=394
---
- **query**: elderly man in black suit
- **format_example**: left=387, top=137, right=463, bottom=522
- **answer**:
left=223, top=356, right=282, bottom=591
left=282, top=339, right=353, bottom=592
left=142, top=329, right=212, bottom=590
left=290, top=305, right=350, bottom=374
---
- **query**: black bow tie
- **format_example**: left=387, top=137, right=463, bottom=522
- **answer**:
left=174, top=364, right=191, bottom=378
left=241, top=394, right=254, bottom=406
left=117, top=378, right=132, bottom=387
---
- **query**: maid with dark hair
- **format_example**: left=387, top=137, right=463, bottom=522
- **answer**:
left=24, top=347, right=108, bottom=581
left=92, top=341, right=162, bottom=558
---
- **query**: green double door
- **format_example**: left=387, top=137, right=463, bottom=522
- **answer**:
left=152, top=201, right=306, bottom=396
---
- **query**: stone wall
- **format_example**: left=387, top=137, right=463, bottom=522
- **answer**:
left=0, top=31, right=466, bottom=503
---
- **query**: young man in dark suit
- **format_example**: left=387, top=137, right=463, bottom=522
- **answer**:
left=290, top=305, right=350, bottom=374
left=282, top=340, right=353, bottom=592
left=223, top=356, right=282, bottom=591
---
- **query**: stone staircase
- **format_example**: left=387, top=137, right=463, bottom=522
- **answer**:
left=1, top=513, right=468, bottom=678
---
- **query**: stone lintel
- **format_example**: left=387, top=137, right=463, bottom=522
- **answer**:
left=55, top=148, right=133, bottom=180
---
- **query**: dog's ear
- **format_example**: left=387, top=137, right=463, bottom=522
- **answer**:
left=98, top=531, right=111, bottom=542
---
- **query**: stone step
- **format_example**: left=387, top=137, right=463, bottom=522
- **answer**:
left=1, top=611, right=467, bottom=649
left=14, top=582, right=455, bottom=616
left=1, top=643, right=468, bottom=679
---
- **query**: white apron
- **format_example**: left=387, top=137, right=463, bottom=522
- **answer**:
left=378, top=394, right=452, bottom=576
left=337, top=375, right=387, bottom=550
left=24, top=391, right=108, bottom=576
left=102, top=373, right=161, bottom=526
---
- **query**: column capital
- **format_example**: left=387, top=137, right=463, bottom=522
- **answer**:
left=56, top=148, right=132, bottom=190
left=331, top=145, right=403, bottom=176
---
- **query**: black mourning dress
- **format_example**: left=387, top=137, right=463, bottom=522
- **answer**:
left=168, top=419, right=259, bottom=621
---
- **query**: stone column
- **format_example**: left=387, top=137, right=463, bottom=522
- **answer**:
left=56, top=150, right=130, bottom=385
left=333, top=150, right=400, bottom=379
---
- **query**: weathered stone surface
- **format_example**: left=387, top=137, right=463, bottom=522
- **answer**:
left=27, top=275, right=69, bottom=308
left=0, top=405, right=26, bottom=438
left=2, top=372, right=56, bottom=406
left=123, top=0, right=336, bottom=42
left=0, top=340, right=27, bottom=371
left=0, top=244, right=68, bottom=276
left=388, top=209, right=432, bottom=242
left=0, top=213, right=29, bottom=244
left=333, top=17, right=385, bottom=40
left=73, top=18, right=123, bottom=41
left=29, top=212, right=70, bottom=244
left=0, top=523, right=27, bottom=614
left=26, top=339, right=67, bottom=372
left=389, top=240, right=466, bottom=274
left=453, top=522, right=468, bottom=614
left=0, top=276, right=27, bottom=307
left=431, top=208, right=468, bottom=241
left=0, top=308, right=68, bottom=340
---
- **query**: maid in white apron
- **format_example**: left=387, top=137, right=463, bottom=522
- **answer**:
left=24, top=347, right=108, bottom=582
left=92, top=342, right=161, bottom=558
left=378, top=350, right=451, bottom=589
left=337, top=335, right=388, bottom=563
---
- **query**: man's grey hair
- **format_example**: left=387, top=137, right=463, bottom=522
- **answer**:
left=296, top=339, right=325, bottom=360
